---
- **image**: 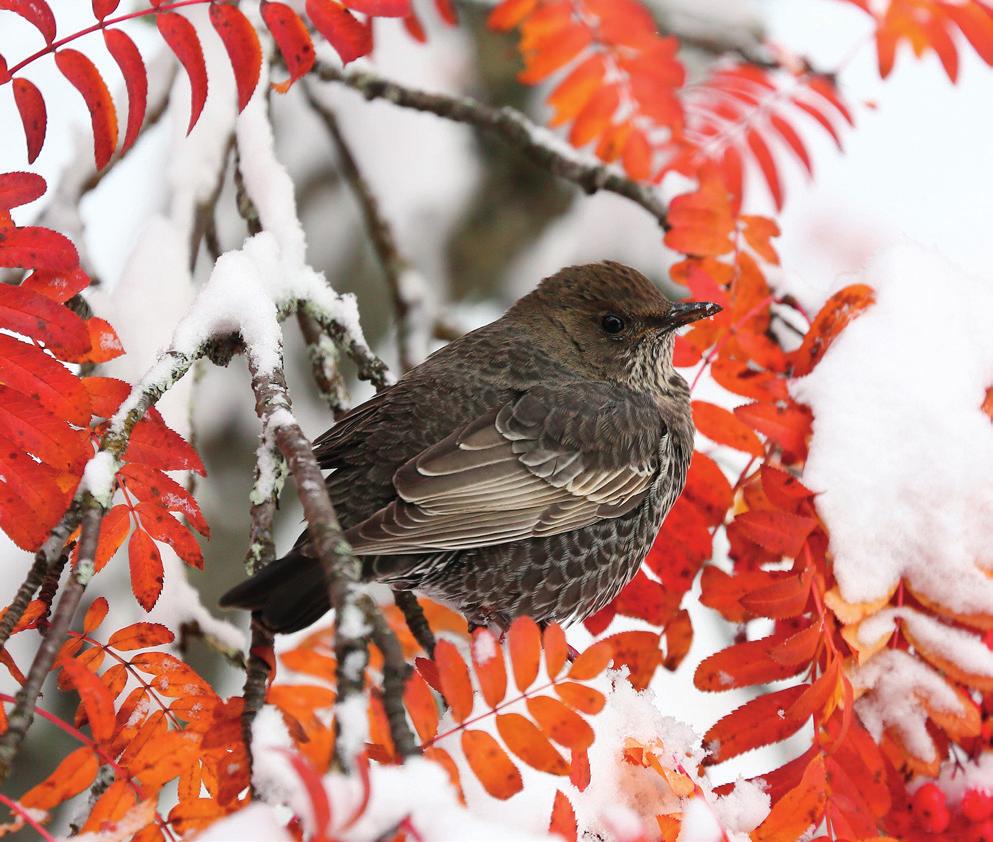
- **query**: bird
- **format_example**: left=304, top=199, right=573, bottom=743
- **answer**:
left=219, top=261, right=720, bottom=634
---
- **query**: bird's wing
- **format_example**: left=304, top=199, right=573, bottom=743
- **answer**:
left=344, top=383, right=666, bottom=554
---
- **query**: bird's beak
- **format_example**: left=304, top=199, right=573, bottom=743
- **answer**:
left=658, top=301, right=722, bottom=331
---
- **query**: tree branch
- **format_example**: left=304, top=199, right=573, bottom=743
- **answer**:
left=311, top=61, right=670, bottom=230
left=393, top=590, right=436, bottom=658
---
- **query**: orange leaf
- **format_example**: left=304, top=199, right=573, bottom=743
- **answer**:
left=20, top=746, right=98, bottom=810
left=683, top=451, right=733, bottom=527
left=751, top=754, right=827, bottom=841
left=107, top=622, right=175, bottom=651
left=703, top=685, right=808, bottom=764
left=128, top=527, right=163, bottom=611
left=570, top=747, right=591, bottom=791
left=789, top=284, right=875, bottom=377
left=496, top=712, right=569, bottom=774
left=434, top=639, right=473, bottom=723
left=462, top=729, right=523, bottom=799
left=555, top=681, right=605, bottom=715
left=527, top=695, right=594, bottom=751
left=692, top=401, right=764, bottom=457
left=403, top=670, right=438, bottom=743
left=80, top=779, right=136, bottom=833
left=488, top=0, right=537, bottom=31
left=471, top=629, right=507, bottom=709
left=549, top=789, right=578, bottom=842
left=543, top=623, right=568, bottom=680
left=695, top=632, right=810, bottom=692
left=786, top=662, right=840, bottom=724
left=82, top=597, right=108, bottom=634
left=663, top=609, right=693, bottom=671
left=605, top=630, right=662, bottom=690
left=568, top=638, right=613, bottom=680
left=60, top=657, right=115, bottom=742
left=734, top=402, right=811, bottom=461
left=508, top=615, right=541, bottom=692
left=732, top=510, right=817, bottom=559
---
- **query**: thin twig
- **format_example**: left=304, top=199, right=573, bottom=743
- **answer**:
left=303, top=84, right=429, bottom=372
left=242, top=619, right=275, bottom=790
left=297, top=310, right=350, bottom=420
left=369, top=611, right=418, bottom=758
left=0, top=499, right=103, bottom=780
left=312, top=61, right=670, bottom=230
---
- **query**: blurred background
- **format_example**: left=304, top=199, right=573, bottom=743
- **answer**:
left=2, top=0, right=993, bottom=833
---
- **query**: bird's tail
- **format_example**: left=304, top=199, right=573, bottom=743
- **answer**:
left=219, top=548, right=332, bottom=634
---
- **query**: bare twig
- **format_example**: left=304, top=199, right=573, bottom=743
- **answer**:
left=297, top=311, right=350, bottom=419
left=370, top=611, right=418, bottom=759
left=312, top=61, right=670, bottom=230
left=303, top=84, right=430, bottom=372
left=242, top=619, right=275, bottom=788
left=0, top=499, right=103, bottom=780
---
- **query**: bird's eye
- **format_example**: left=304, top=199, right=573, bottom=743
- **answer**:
left=600, top=314, right=626, bottom=335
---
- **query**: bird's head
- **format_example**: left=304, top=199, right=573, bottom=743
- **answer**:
left=517, top=261, right=721, bottom=394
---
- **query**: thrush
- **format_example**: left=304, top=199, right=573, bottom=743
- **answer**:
left=220, top=262, right=720, bottom=633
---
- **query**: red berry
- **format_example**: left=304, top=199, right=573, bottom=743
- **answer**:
left=968, top=820, right=993, bottom=842
left=964, top=790, right=993, bottom=823
left=913, top=784, right=950, bottom=833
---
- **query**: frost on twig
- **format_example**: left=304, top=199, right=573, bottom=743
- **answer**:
left=312, top=61, right=670, bottom=230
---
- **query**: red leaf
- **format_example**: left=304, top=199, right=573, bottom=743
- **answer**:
left=462, top=729, right=522, bottom=799
left=508, top=615, right=541, bottom=692
left=549, top=789, right=578, bottom=842
left=107, top=622, right=175, bottom=651
left=0, top=333, right=90, bottom=424
left=663, top=608, right=693, bottom=671
left=807, top=76, right=854, bottom=126
left=734, top=401, right=811, bottom=460
left=280, top=750, right=332, bottom=836
left=306, top=0, right=372, bottom=64
left=103, top=28, right=147, bottom=154
left=703, top=684, right=808, bottom=764
left=692, top=400, right=764, bottom=457
left=496, top=712, right=569, bottom=774
left=342, top=0, right=410, bottom=16
left=210, top=4, right=262, bottom=112
left=694, top=631, right=810, bottom=691
left=0, top=439, right=70, bottom=549
left=129, top=527, right=164, bottom=611
left=605, top=630, right=662, bottom=691
left=55, top=49, right=118, bottom=171
left=569, top=84, right=620, bottom=147
left=769, top=112, right=812, bottom=175
left=91, top=504, right=131, bottom=572
left=75, top=316, right=125, bottom=364
left=790, top=284, right=875, bottom=377
left=738, top=570, right=813, bottom=619
left=0, top=226, right=79, bottom=274
left=0, top=171, right=45, bottom=210
left=760, top=465, right=814, bottom=510
left=0, top=386, right=89, bottom=471
left=751, top=755, right=827, bottom=841
left=126, top=412, right=206, bottom=475
left=488, top=0, right=537, bottom=31
left=792, top=96, right=842, bottom=150
left=0, top=0, right=55, bottom=43
left=746, top=126, right=782, bottom=210
left=434, top=0, right=457, bottom=25
left=622, top=128, right=652, bottom=180
left=157, top=12, right=208, bottom=134
left=402, top=10, right=426, bottom=43
left=403, top=670, right=438, bottom=742
left=434, top=639, right=473, bottom=723
left=732, top=510, right=817, bottom=559
left=12, top=77, right=47, bottom=163
left=118, top=463, right=208, bottom=535
left=92, top=0, right=120, bottom=18
left=21, top=266, right=89, bottom=302
left=471, top=629, right=507, bottom=709
left=682, top=451, right=732, bottom=526
left=60, top=656, right=115, bottom=741
left=0, top=283, right=89, bottom=356
left=136, top=501, right=204, bottom=568
left=611, top=570, right=678, bottom=627
left=261, top=1, right=315, bottom=92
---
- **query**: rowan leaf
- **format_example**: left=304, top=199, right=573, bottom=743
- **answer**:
left=402, top=670, right=438, bottom=742
left=496, top=712, right=569, bottom=774
left=703, top=684, right=808, bottom=764
left=342, top=0, right=411, bottom=15
left=786, top=663, right=840, bottom=724
left=554, top=681, right=605, bottom=715
left=751, top=754, right=827, bottom=841
left=568, top=638, right=613, bottom=680
left=90, top=504, right=131, bottom=572
left=0, top=386, right=89, bottom=471
left=543, top=623, right=568, bottom=680
left=74, top=316, right=124, bottom=364
left=0, top=171, right=45, bottom=210
left=605, top=630, right=662, bottom=691
left=129, top=651, right=214, bottom=698
left=0, top=0, right=55, bottom=41
left=92, top=0, right=120, bottom=18
left=734, top=402, right=811, bottom=460
left=12, top=77, right=47, bottom=163
left=157, top=12, right=208, bottom=134
left=80, top=780, right=136, bottom=833
left=55, top=49, right=118, bottom=171
left=526, top=695, right=594, bottom=751
left=136, top=501, right=203, bottom=568
left=508, top=615, right=541, bottom=692
left=434, top=639, right=473, bottom=723
left=306, top=0, right=372, bottom=64
left=60, top=656, right=115, bottom=741
left=103, top=28, right=147, bottom=154
left=746, top=127, right=783, bottom=210
left=261, top=1, right=315, bottom=92
left=488, top=0, right=538, bottom=31
left=126, top=412, right=206, bottom=475
left=692, top=401, right=764, bottom=457
left=471, top=629, right=507, bottom=709
left=569, top=83, right=620, bottom=147
left=462, top=729, right=522, bottom=799
left=21, top=266, right=89, bottom=302
left=0, top=225, right=79, bottom=275
left=128, top=527, right=164, bottom=611
left=131, top=731, right=198, bottom=789
left=20, top=746, right=98, bottom=810
left=738, top=570, right=813, bottom=619
left=107, top=622, right=175, bottom=651
left=663, top=608, right=693, bottom=671
left=790, top=284, right=875, bottom=377
left=0, top=334, right=90, bottom=425
left=549, top=789, right=578, bottom=842
left=209, top=4, right=262, bottom=112
left=682, top=451, right=732, bottom=527
left=82, top=597, right=108, bottom=634
left=118, top=463, right=208, bottom=535
left=695, top=631, right=811, bottom=691
left=732, top=510, right=817, bottom=559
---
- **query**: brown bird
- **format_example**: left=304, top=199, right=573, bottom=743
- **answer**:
left=220, top=262, right=720, bottom=633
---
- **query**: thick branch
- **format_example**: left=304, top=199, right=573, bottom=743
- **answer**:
left=312, top=61, right=670, bottom=230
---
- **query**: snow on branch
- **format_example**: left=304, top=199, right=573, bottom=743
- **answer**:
left=312, top=61, right=671, bottom=230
